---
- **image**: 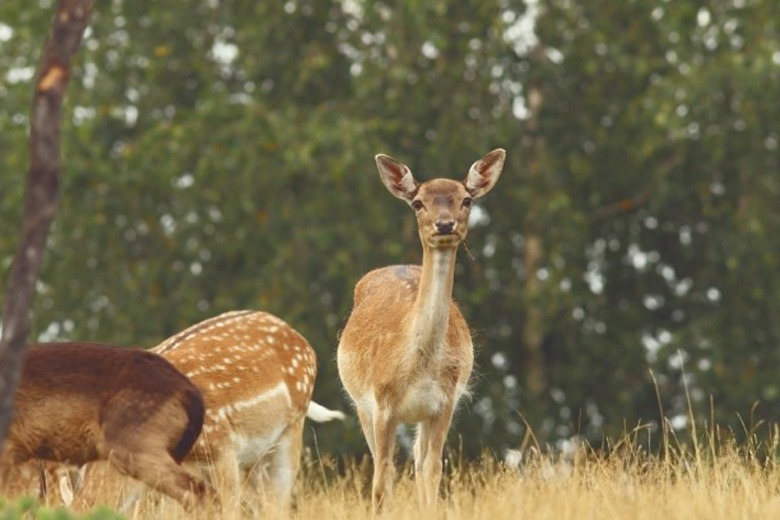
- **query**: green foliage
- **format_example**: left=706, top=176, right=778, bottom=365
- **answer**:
left=0, top=497, right=123, bottom=520
left=1, top=0, right=779, bottom=459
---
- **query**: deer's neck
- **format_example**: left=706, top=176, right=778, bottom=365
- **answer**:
left=407, top=246, right=456, bottom=364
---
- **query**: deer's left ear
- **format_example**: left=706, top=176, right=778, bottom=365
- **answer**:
left=464, top=148, right=506, bottom=198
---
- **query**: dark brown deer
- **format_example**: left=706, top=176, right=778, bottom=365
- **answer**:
left=0, top=342, right=213, bottom=510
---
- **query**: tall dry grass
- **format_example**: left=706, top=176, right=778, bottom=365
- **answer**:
left=6, top=370, right=780, bottom=520
left=291, top=429, right=780, bottom=520
left=26, top=418, right=778, bottom=520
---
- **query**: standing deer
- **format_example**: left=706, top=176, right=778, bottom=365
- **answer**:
left=73, top=310, right=344, bottom=514
left=0, top=342, right=212, bottom=510
left=337, top=149, right=506, bottom=513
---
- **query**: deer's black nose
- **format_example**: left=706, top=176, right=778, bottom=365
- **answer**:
left=435, top=220, right=455, bottom=234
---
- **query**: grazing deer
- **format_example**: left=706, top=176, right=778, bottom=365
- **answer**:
left=337, top=149, right=506, bottom=513
left=152, top=310, right=344, bottom=512
left=72, top=310, right=344, bottom=514
left=0, top=342, right=212, bottom=510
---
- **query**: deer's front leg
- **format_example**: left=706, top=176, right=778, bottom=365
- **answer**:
left=423, top=401, right=455, bottom=508
left=413, top=421, right=431, bottom=508
left=371, top=410, right=397, bottom=516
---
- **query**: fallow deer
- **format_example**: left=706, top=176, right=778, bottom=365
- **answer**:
left=0, top=342, right=212, bottom=510
left=152, top=310, right=344, bottom=512
left=337, top=149, right=506, bottom=513
left=73, top=310, right=344, bottom=514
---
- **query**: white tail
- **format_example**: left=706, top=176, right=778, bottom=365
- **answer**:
left=0, top=343, right=213, bottom=510
left=307, top=401, right=347, bottom=423
left=337, top=150, right=506, bottom=514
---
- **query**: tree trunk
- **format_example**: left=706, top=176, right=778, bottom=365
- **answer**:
left=0, top=0, right=93, bottom=462
left=522, top=85, right=547, bottom=397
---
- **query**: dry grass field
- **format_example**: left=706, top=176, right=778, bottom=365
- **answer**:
left=5, top=423, right=780, bottom=520
left=294, top=429, right=780, bottom=520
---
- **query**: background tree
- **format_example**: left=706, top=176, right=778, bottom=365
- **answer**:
left=1, top=0, right=778, bottom=459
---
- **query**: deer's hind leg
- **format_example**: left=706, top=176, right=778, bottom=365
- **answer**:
left=261, top=415, right=305, bottom=516
left=99, top=400, right=213, bottom=510
left=209, top=450, right=241, bottom=515
left=356, top=407, right=376, bottom=458
left=104, top=444, right=207, bottom=510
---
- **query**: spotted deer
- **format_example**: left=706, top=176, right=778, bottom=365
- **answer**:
left=153, top=310, right=344, bottom=511
left=71, top=310, right=344, bottom=514
left=337, top=150, right=506, bottom=513
left=0, top=342, right=212, bottom=510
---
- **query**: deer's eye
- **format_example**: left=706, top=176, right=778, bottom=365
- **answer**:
left=462, top=197, right=473, bottom=209
left=411, top=200, right=424, bottom=211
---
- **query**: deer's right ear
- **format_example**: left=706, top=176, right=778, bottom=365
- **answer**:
left=376, top=154, right=419, bottom=204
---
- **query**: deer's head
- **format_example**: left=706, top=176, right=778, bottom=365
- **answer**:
left=375, top=149, right=506, bottom=249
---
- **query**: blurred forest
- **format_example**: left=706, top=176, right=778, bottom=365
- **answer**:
left=1, top=0, right=779, bottom=459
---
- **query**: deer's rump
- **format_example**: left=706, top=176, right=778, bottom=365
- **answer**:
left=7, top=343, right=204, bottom=466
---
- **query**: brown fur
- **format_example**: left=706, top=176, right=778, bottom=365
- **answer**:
left=343, top=265, right=472, bottom=407
left=0, top=342, right=212, bottom=510
left=338, top=150, right=505, bottom=514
